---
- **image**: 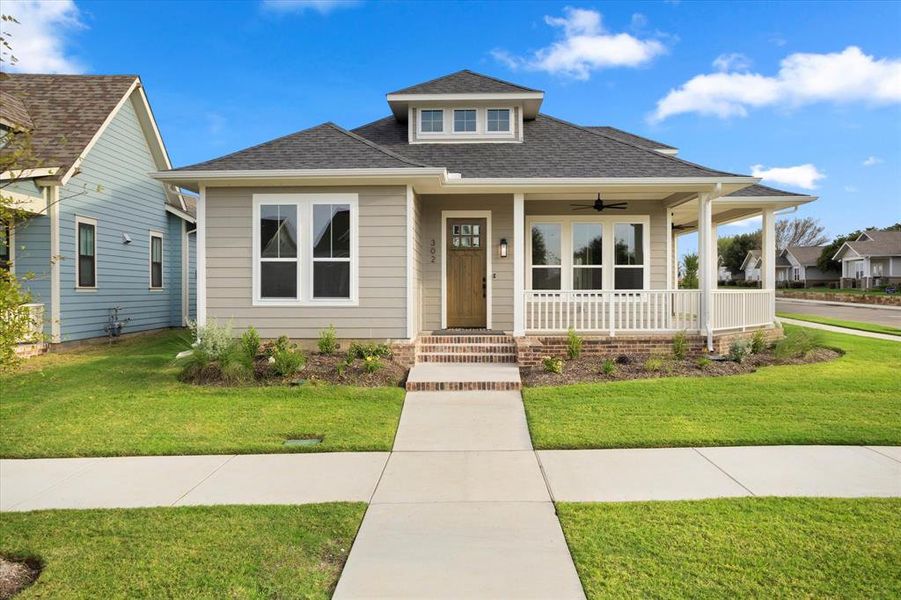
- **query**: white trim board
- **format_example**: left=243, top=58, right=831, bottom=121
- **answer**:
left=440, top=210, right=493, bottom=330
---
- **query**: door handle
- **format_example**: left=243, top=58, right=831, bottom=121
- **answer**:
left=482, top=277, right=487, bottom=298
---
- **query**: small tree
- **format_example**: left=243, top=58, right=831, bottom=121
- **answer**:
left=680, top=253, right=699, bottom=289
left=776, top=217, right=828, bottom=251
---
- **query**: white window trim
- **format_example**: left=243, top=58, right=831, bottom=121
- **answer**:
left=149, top=230, right=164, bottom=290
left=440, top=210, right=492, bottom=330
left=251, top=193, right=359, bottom=307
left=485, top=108, right=512, bottom=134
left=417, top=109, right=445, bottom=135
left=525, top=215, right=651, bottom=291
left=452, top=108, right=479, bottom=134
left=74, top=215, right=98, bottom=291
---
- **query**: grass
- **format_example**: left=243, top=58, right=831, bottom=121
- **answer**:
left=0, top=503, right=364, bottom=599
left=558, top=498, right=901, bottom=599
left=777, top=311, right=901, bottom=336
left=0, top=330, right=404, bottom=458
left=523, top=325, right=901, bottom=449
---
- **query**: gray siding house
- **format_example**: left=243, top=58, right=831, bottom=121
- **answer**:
left=833, top=230, right=901, bottom=289
left=154, top=70, right=817, bottom=353
left=1, top=74, right=196, bottom=345
left=780, top=245, right=839, bottom=287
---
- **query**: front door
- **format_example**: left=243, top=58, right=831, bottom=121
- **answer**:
left=446, top=218, right=487, bottom=328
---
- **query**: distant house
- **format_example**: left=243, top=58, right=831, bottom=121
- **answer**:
left=1, top=74, right=196, bottom=345
left=780, top=245, right=839, bottom=287
left=740, top=250, right=764, bottom=284
left=832, top=230, right=901, bottom=289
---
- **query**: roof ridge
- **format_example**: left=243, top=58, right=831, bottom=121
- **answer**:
left=538, top=113, right=745, bottom=178
left=388, top=69, right=542, bottom=95
left=323, top=122, right=432, bottom=168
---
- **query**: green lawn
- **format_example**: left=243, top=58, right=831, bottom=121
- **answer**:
left=777, top=312, right=901, bottom=336
left=780, top=287, right=893, bottom=297
left=1, top=330, right=404, bottom=458
left=0, top=503, right=364, bottom=599
left=524, top=326, right=901, bottom=449
left=558, top=498, right=901, bottom=599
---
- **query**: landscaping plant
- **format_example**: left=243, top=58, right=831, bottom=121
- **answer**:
left=696, top=355, right=712, bottom=369
left=270, top=336, right=306, bottom=377
left=241, top=326, right=261, bottom=360
left=750, top=330, right=767, bottom=354
left=363, top=354, right=383, bottom=373
left=672, top=330, right=688, bottom=360
left=728, top=339, right=751, bottom=363
left=601, top=358, right=617, bottom=375
left=774, top=329, right=822, bottom=360
left=348, top=341, right=392, bottom=360
left=0, top=270, right=35, bottom=373
left=566, top=328, right=583, bottom=359
left=644, top=356, right=665, bottom=372
left=543, top=356, right=564, bottom=374
left=317, top=325, right=339, bottom=355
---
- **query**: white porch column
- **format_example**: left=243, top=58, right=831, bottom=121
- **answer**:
left=196, top=185, right=207, bottom=327
left=761, top=207, right=776, bottom=322
left=48, top=185, right=61, bottom=343
left=513, top=193, right=525, bottom=336
left=710, top=223, right=718, bottom=285
left=698, top=193, right=714, bottom=349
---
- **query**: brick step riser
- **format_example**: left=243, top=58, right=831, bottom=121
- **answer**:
left=417, top=354, right=517, bottom=364
left=420, top=336, right=513, bottom=345
left=418, top=344, right=515, bottom=354
left=405, top=381, right=522, bottom=392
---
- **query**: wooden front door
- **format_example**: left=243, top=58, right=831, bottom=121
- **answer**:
left=446, top=218, right=487, bottom=328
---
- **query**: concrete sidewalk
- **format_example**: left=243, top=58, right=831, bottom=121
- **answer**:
left=778, top=317, right=901, bottom=341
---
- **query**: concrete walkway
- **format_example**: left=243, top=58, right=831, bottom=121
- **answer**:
left=778, top=317, right=901, bottom=342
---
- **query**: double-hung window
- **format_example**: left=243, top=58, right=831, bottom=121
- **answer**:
left=253, top=194, right=357, bottom=305
left=530, top=223, right=562, bottom=290
left=613, top=223, right=644, bottom=290
left=486, top=109, right=510, bottom=132
left=420, top=109, right=443, bottom=133
left=572, top=223, right=602, bottom=289
left=76, top=216, right=97, bottom=288
left=453, top=109, right=477, bottom=133
left=150, top=232, right=163, bottom=289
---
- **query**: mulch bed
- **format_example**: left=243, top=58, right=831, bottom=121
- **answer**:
left=521, top=347, right=841, bottom=387
left=0, top=557, right=40, bottom=600
left=292, top=353, right=408, bottom=388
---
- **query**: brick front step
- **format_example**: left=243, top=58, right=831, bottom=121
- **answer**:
left=418, top=344, right=515, bottom=354
left=419, top=335, right=514, bottom=345
left=405, top=364, right=522, bottom=392
left=417, top=352, right=517, bottom=363
left=405, top=381, right=522, bottom=391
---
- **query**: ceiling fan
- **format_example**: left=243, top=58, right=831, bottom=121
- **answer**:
left=571, top=193, right=627, bottom=212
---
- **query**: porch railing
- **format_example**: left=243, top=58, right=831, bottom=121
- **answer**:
left=523, top=289, right=774, bottom=334
left=18, top=303, right=45, bottom=343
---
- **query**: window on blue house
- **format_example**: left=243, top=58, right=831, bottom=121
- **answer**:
left=76, top=217, right=97, bottom=288
left=150, top=233, right=163, bottom=289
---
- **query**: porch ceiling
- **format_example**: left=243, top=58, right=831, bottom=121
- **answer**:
left=670, top=193, right=816, bottom=231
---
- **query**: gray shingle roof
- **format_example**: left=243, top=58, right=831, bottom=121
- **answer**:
left=726, top=183, right=808, bottom=197
left=785, top=245, right=827, bottom=266
left=0, top=89, right=33, bottom=130
left=176, top=122, right=430, bottom=171
left=389, top=69, right=541, bottom=95
left=845, top=230, right=901, bottom=257
left=0, top=73, right=137, bottom=173
left=352, top=113, right=740, bottom=178
left=583, top=126, right=675, bottom=150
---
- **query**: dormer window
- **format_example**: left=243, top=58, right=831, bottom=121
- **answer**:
left=453, top=109, right=477, bottom=133
left=420, top=109, right=444, bottom=133
left=486, top=109, right=510, bottom=132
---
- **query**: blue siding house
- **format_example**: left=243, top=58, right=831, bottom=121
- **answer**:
left=1, top=74, right=196, bottom=345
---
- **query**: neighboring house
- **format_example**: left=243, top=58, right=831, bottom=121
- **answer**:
left=1, top=74, right=196, bottom=345
left=832, top=230, right=901, bottom=289
left=780, top=245, right=839, bottom=287
left=153, top=70, right=816, bottom=352
left=740, top=250, right=764, bottom=284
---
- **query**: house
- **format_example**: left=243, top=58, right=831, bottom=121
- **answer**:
left=832, top=230, right=901, bottom=289
left=740, top=250, right=763, bottom=284
left=152, top=70, right=816, bottom=357
left=1, top=74, right=196, bottom=346
left=780, top=245, right=839, bottom=287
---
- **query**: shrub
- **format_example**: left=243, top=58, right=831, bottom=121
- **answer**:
left=362, top=354, right=383, bottom=373
left=0, top=270, right=34, bottom=373
left=348, top=342, right=392, bottom=360
left=644, top=356, right=664, bottom=372
left=190, top=319, right=235, bottom=362
left=335, top=357, right=354, bottom=377
left=696, top=356, right=712, bottom=369
left=728, top=340, right=751, bottom=364
left=773, top=329, right=822, bottom=360
left=543, top=356, right=564, bottom=374
left=317, top=325, right=339, bottom=355
left=271, top=340, right=305, bottom=377
left=241, top=326, right=261, bottom=360
left=566, top=328, right=583, bottom=359
left=672, top=330, right=688, bottom=360
left=601, top=358, right=617, bottom=375
left=750, top=330, right=767, bottom=354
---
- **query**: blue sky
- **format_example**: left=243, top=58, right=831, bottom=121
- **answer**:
left=7, top=0, right=901, bottom=255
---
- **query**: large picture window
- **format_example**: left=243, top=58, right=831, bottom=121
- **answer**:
left=527, top=217, right=649, bottom=291
left=150, top=232, right=163, bottom=289
left=253, top=194, right=357, bottom=305
left=76, top=217, right=96, bottom=288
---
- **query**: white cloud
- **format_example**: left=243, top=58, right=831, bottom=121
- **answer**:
left=862, top=156, right=884, bottom=166
left=751, top=164, right=825, bottom=190
left=3, top=0, right=85, bottom=73
left=492, top=7, right=666, bottom=80
left=652, top=46, right=901, bottom=122
left=712, top=52, right=752, bottom=72
left=261, top=0, right=360, bottom=14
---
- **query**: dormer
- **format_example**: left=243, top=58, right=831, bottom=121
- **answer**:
left=386, top=70, right=544, bottom=144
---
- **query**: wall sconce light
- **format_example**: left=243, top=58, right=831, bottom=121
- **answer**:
left=499, top=238, right=508, bottom=258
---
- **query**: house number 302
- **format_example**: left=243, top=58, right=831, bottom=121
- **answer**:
left=430, top=239, right=436, bottom=263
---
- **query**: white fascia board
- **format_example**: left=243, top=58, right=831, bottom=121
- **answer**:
left=831, top=242, right=860, bottom=261
left=0, top=167, right=61, bottom=180
left=165, top=204, right=196, bottom=223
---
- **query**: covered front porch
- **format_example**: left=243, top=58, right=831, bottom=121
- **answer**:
left=415, top=182, right=814, bottom=349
